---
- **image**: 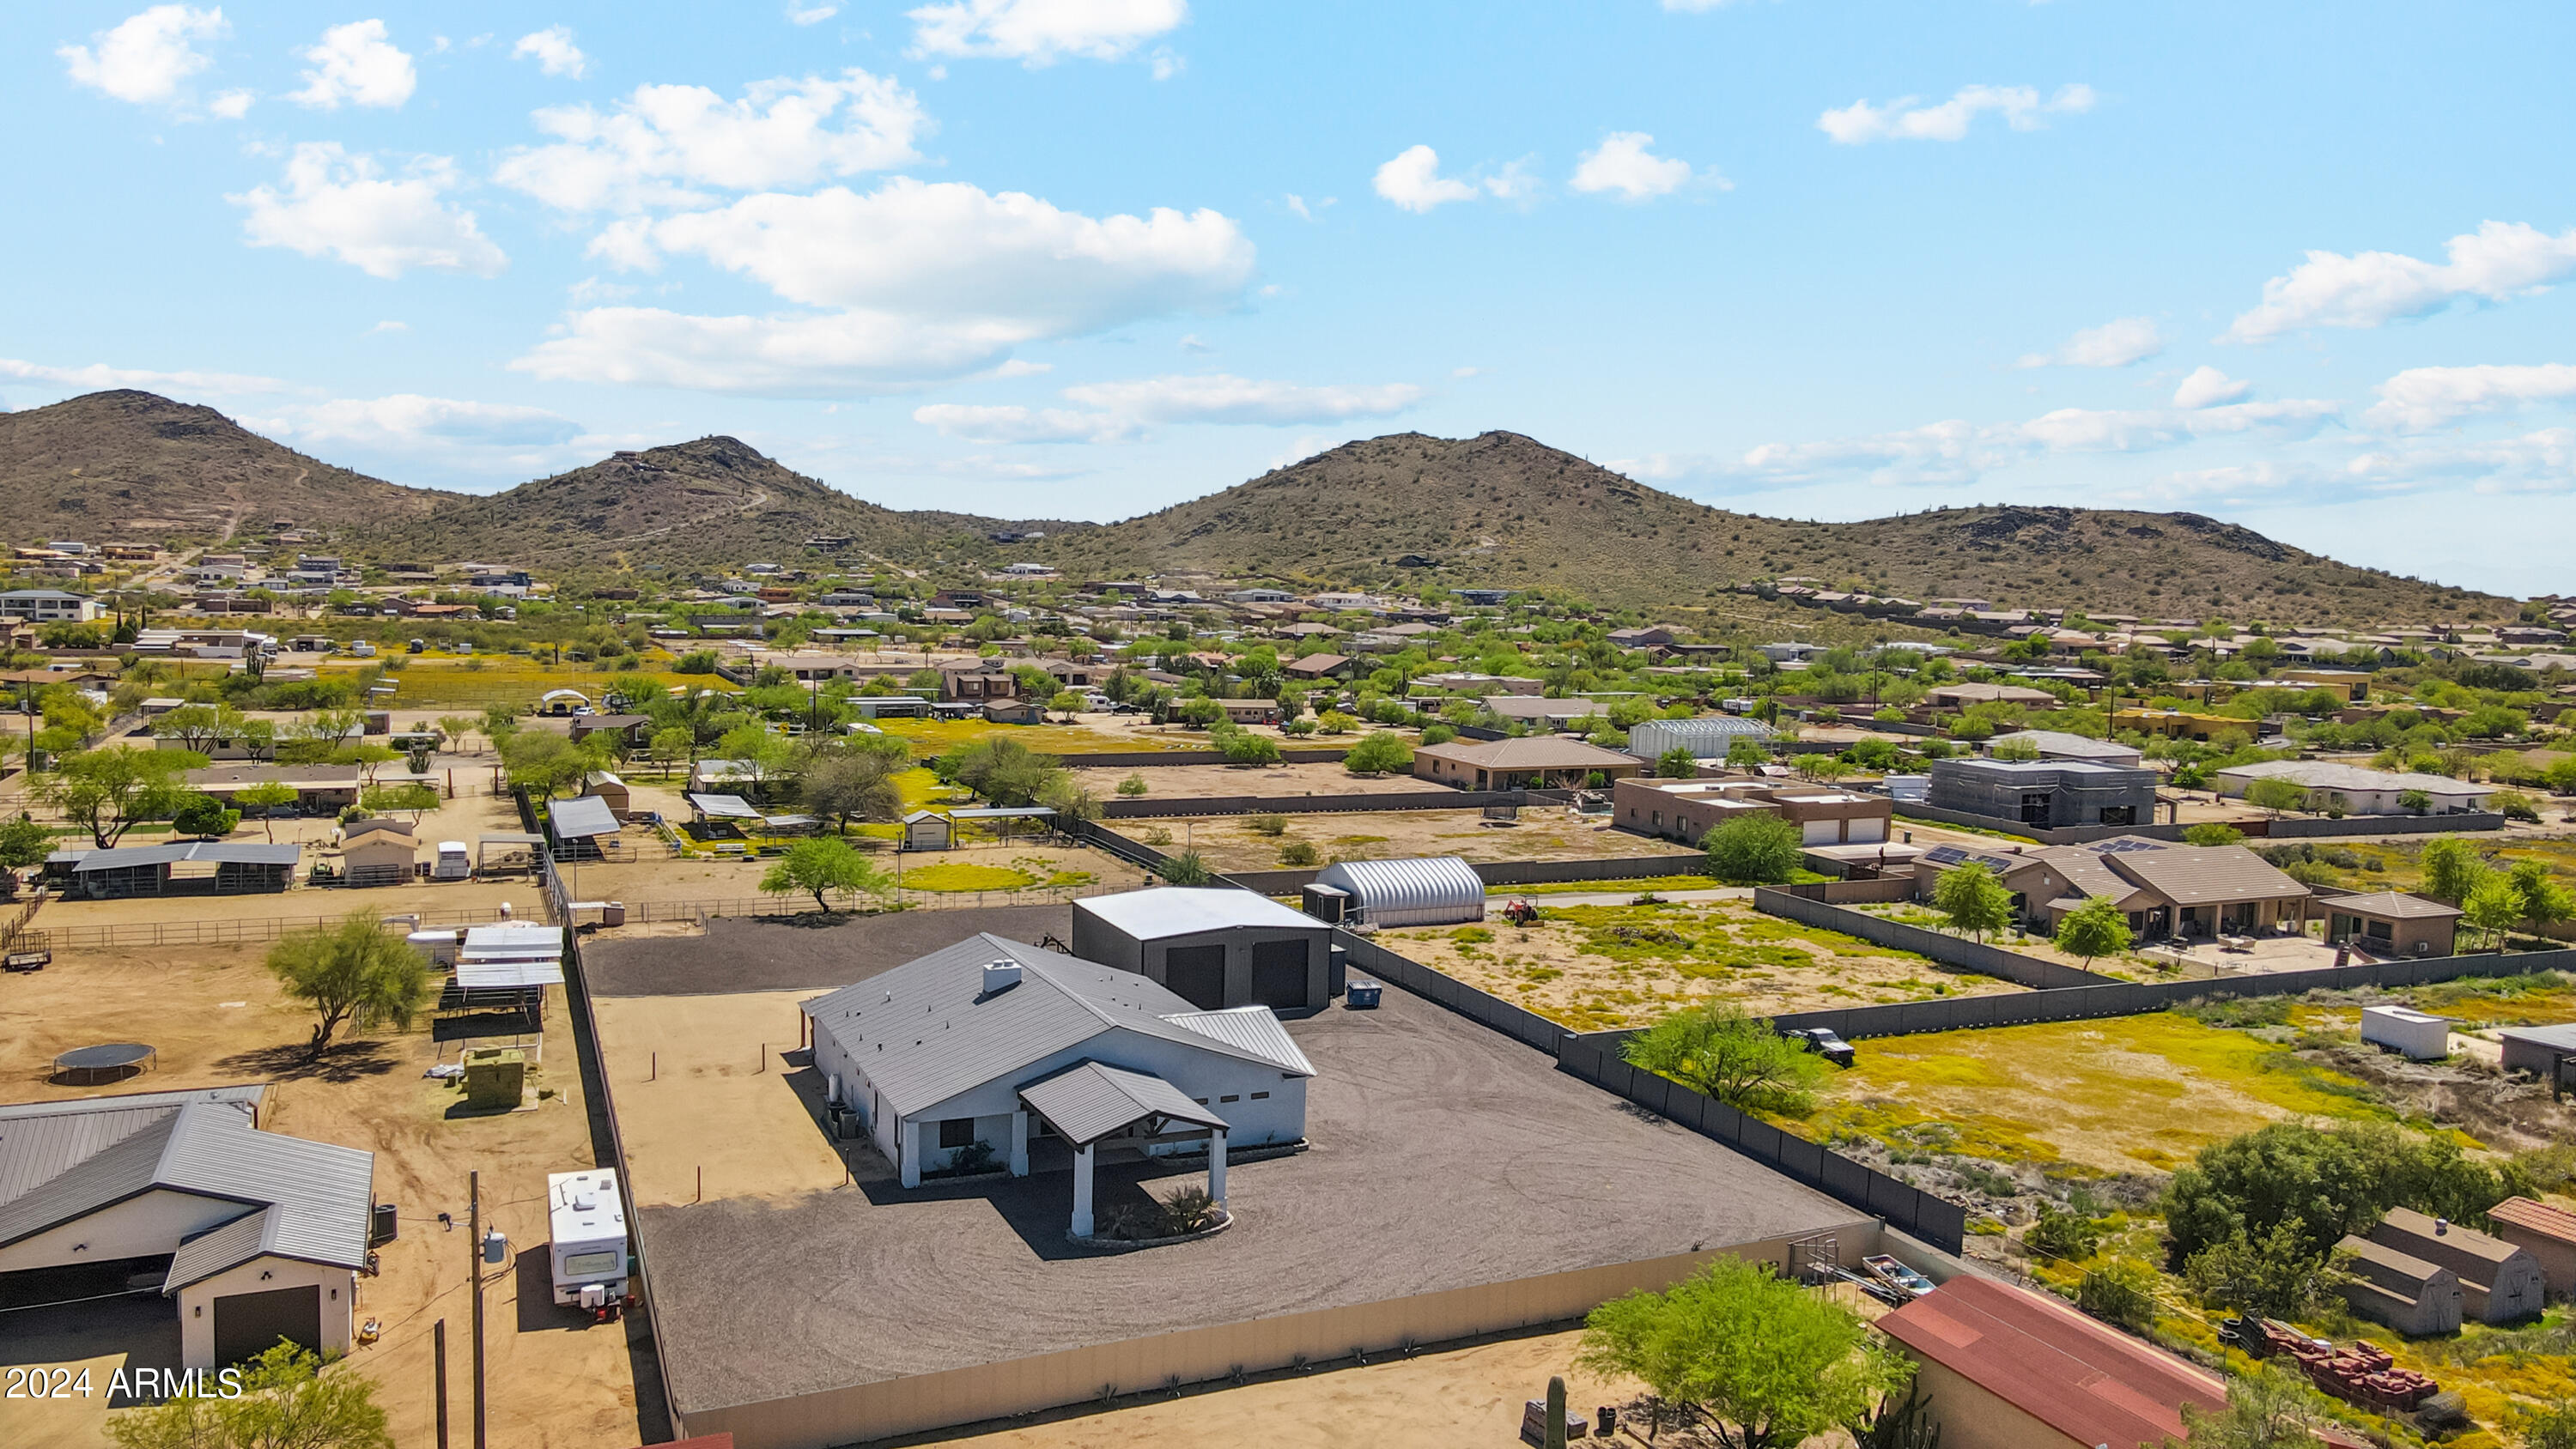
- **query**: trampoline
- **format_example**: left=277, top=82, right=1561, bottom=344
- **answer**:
left=54, top=1042, right=155, bottom=1086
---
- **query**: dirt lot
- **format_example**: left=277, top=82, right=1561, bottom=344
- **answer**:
left=0, top=945, right=650, bottom=1449
left=1163, top=807, right=1697, bottom=875
left=1070, top=760, right=1431, bottom=802
left=590, top=991, right=847, bottom=1208
left=1380, top=899, right=2020, bottom=1030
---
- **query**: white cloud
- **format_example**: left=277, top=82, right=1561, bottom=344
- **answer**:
left=1818, top=83, right=2093, bottom=144
left=1060, top=373, right=1422, bottom=425
left=787, top=4, right=841, bottom=23
left=283, top=394, right=581, bottom=449
left=2015, top=316, right=2163, bottom=369
left=512, top=27, right=586, bottom=80
left=365, top=319, right=407, bottom=335
left=289, top=20, right=416, bottom=110
left=209, top=88, right=253, bottom=118
left=1177, top=333, right=1211, bottom=352
left=912, top=403, right=1137, bottom=443
left=511, top=306, right=1027, bottom=396
left=1569, top=132, right=1695, bottom=200
left=495, top=70, right=927, bottom=214
left=230, top=143, right=507, bottom=280
left=2172, top=365, right=2252, bottom=409
left=1374, top=145, right=1536, bottom=213
left=2366, top=362, right=2576, bottom=432
left=59, top=5, right=225, bottom=106
left=0, top=355, right=291, bottom=397
left=908, top=0, right=1188, bottom=65
left=2345, top=428, right=2576, bottom=495
left=1723, top=395, right=2340, bottom=485
left=2224, top=221, right=2576, bottom=343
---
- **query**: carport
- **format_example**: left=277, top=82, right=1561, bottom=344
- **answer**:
left=1018, top=1061, right=1229, bottom=1240
left=546, top=794, right=623, bottom=863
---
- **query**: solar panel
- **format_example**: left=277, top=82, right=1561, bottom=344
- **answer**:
left=2089, top=838, right=2165, bottom=855
left=1923, top=846, right=1968, bottom=865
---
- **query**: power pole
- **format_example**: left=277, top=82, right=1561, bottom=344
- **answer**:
left=469, top=1171, right=487, bottom=1449
left=434, top=1319, right=449, bottom=1449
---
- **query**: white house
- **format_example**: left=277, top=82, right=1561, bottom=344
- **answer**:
left=804, top=935, right=1314, bottom=1238
left=0, top=588, right=100, bottom=623
left=2213, top=760, right=2494, bottom=815
left=0, top=1088, right=375, bottom=1369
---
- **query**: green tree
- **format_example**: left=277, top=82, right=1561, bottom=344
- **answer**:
left=1115, top=773, right=1149, bottom=797
left=0, top=812, right=52, bottom=870
left=1622, top=1002, right=1827, bottom=1115
left=361, top=782, right=440, bottom=816
left=2162, top=1119, right=2526, bottom=1267
left=759, top=837, right=887, bottom=912
left=1655, top=746, right=1698, bottom=779
left=437, top=715, right=478, bottom=755
left=2420, top=836, right=2485, bottom=902
left=2242, top=777, right=2308, bottom=817
left=2508, top=860, right=2574, bottom=937
left=1342, top=731, right=1413, bottom=773
left=1724, top=735, right=1771, bottom=770
left=2182, top=1217, right=2348, bottom=1319
left=169, top=794, right=240, bottom=838
left=1221, top=731, right=1284, bottom=765
left=2166, top=1365, right=2321, bottom=1449
left=235, top=779, right=301, bottom=843
left=1047, top=689, right=1085, bottom=717
left=1575, top=1257, right=1903, bottom=1449
left=266, top=914, right=435, bottom=1056
left=647, top=725, right=695, bottom=774
left=799, top=750, right=903, bottom=832
left=1038, top=774, right=1103, bottom=828
left=1990, top=736, right=2041, bottom=762
left=106, top=1340, right=393, bottom=1449
left=1315, top=709, right=1358, bottom=734
left=1157, top=849, right=1216, bottom=886
left=501, top=731, right=592, bottom=800
left=936, top=737, right=1064, bottom=806
left=2464, top=870, right=2524, bottom=949
left=44, top=747, right=206, bottom=849
left=1704, top=814, right=1802, bottom=885
left=2055, top=896, right=2133, bottom=967
left=1933, top=862, right=2014, bottom=942
left=2076, top=1257, right=2161, bottom=1333
left=2183, top=822, right=2245, bottom=846
left=2397, top=787, right=2433, bottom=815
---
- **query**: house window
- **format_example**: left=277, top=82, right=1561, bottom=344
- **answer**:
left=1250, top=1091, right=1270, bottom=1100
left=938, top=1118, right=975, bottom=1149
left=1220, top=1094, right=1240, bottom=1103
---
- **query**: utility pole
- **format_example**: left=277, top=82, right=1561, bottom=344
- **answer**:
left=434, top=1319, right=449, bottom=1449
left=469, top=1171, right=486, bottom=1449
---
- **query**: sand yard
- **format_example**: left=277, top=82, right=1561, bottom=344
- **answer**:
left=1379, top=898, right=2020, bottom=1030
left=1070, top=759, right=1430, bottom=802
left=1146, top=806, right=1698, bottom=875
left=0, top=943, right=653, bottom=1449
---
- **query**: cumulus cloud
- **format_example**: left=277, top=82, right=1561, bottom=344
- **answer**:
left=2345, top=429, right=2576, bottom=495
left=2016, top=316, right=2163, bottom=369
left=1060, top=373, right=1422, bottom=425
left=2366, top=362, right=2576, bottom=432
left=912, top=403, right=1137, bottom=444
left=908, top=0, right=1188, bottom=65
left=1818, top=83, right=2093, bottom=144
left=787, top=5, right=841, bottom=25
left=1372, top=145, right=1534, bottom=213
left=283, top=394, right=582, bottom=449
left=510, top=306, right=1030, bottom=396
left=2172, top=365, right=2253, bottom=409
left=2225, top=221, right=2576, bottom=343
left=1569, top=132, right=1698, bottom=200
left=59, top=5, right=225, bottom=106
left=289, top=19, right=416, bottom=109
left=495, top=70, right=927, bottom=213
left=512, top=27, right=586, bottom=79
left=209, top=88, right=253, bottom=118
left=0, top=355, right=291, bottom=397
left=230, top=142, right=507, bottom=279
left=1719, top=395, right=2341, bottom=486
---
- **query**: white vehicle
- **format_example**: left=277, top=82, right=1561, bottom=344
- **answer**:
left=548, top=1169, right=631, bottom=1313
left=347, top=641, right=377, bottom=658
left=433, top=841, right=471, bottom=881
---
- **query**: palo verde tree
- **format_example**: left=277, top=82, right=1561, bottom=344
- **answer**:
left=107, top=1340, right=393, bottom=1449
left=2419, top=836, right=2486, bottom=903
left=235, top=779, right=301, bottom=843
left=1341, top=731, right=1413, bottom=774
left=266, top=913, right=435, bottom=1057
left=2054, top=896, right=2134, bottom=967
left=44, top=746, right=208, bottom=849
left=758, top=837, right=887, bottom=913
left=1621, top=1001, right=1827, bottom=1116
left=1704, top=814, right=1802, bottom=885
left=1932, top=861, right=2014, bottom=943
left=0, top=811, right=52, bottom=870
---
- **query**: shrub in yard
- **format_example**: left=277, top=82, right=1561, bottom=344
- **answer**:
left=2075, top=1257, right=2160, bottom=1332
left=1277, top=840, right=1319, bottom=867
left=1342, top=731, right=1412, bottom=774
left=1115, top=773, right=1149, bottom=797
left=1157, top=1185, right=1222, bottom=1234
left=1704, top=813, right=1801, bottom=884
left=1246, top=813, right=1289, bottom=836
left=2025, top=1205, right=2109, bottom=1264
left=1620, top=1001, right=1826, bottom=1115
left=2184, top=822, right=2245, bottom=846
left=1159, top=850, right=1216, bottom=886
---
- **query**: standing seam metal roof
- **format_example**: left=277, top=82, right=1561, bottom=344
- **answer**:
left=1018, top=1062, right=1229, bottom=1147
left=1073, top=888, right=1323, bottom=939
left=1311, top=857, right=1486, bottom=927
left=548, top=795, right=621, bottom=840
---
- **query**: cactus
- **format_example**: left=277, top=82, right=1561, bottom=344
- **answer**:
left=1545, top=1375, right=1568, bottom=1449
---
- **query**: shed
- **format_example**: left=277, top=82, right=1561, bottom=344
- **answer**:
left=1072, top=888, right=1333, bottom=1012
left=582, top=770, right=632, bottom=817
left=981, top=699, right=1046, bottom=725
left=2487, top=1197, right=2576, bottom=1300
left=1626, top=717, right=1773, bottom=761
left=901, top=811, right=953, bottom=852
left=2370, top=1206, right=2548, bottom=1323
left=2338, top=1234, right=2465, bottom=1336
left=1311, top=857, right=1485, bottom=927
left=2324, top=891, right=2462, bottom=959
left=340, top=818, right=417, bottom=888
left=2498, top=1022, right=2576, bottom=1092
left=2360, top=1005, right=2454, bottom=1061
left=51, top=841, right=300, bottom=899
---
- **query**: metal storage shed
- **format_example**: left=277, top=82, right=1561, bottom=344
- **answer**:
left=1311, top=857, right=1485, bottom=927
left=548, top=795, right=622, bottom=852
left=1627, top=717, right=1773, bottom=761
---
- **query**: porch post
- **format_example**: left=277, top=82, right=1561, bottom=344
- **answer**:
left=899, top=1118, right=922, bottom=1189
left=1207, top=1128, right=1227, bottom=1209
left=1010, top=1109, right=1030, bottom=1177
left=1070, top=1143, right=1095, bottom=1238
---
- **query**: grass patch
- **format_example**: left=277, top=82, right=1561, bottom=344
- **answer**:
left=1488, top=874, right=1715, bottom=895
left=898, top=862, right=1039, bottom=892
left=872, top=718, right=1200, bottom=757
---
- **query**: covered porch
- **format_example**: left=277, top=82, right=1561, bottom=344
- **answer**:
left=1015, top=1062, right=1230, bottom=1241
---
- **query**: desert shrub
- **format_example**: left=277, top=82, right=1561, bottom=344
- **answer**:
left=1246, top=814, right=1289, bottom=837
left=1278, top=840, right=1319, bottom=867
left=2076, top=1258, right=2160, bottom=1332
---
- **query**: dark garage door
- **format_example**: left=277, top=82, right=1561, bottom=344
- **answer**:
left=215, top=1283, right=321, bottom=1366
left=1162, top=944, right=1226, bottom=1009
left=1249, top=938, right=1309, bottom=1009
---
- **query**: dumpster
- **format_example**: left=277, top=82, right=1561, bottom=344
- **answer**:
left=1346, top=979, right=1382, bottom=1009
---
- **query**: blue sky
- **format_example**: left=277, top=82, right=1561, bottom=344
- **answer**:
left=8, top=2, right=2574, bottom=593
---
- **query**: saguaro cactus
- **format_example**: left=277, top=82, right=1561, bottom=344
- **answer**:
left=1545, top=1375, right=1568, bottom=1449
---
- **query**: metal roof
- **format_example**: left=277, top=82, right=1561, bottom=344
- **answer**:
left=1075, top=888, right=1322, bottom=941
left=548, top=795, right=621, bottom=840
left=802, top=934, right=1314, bottom=1120
left=1157, top=1007, right=1316, bottom=1076
left=2216, top=760, right=2492, bottom=797
left=1312, top=857, right=1486, bottom=927
left=65, top=840, right=301, bottom=872
left=948, top=806, right=1056, bottom=819
left=686, top=792, right=761, bottom=819
left=2498, top=1022, right=2576, bottom=1053
left=456, top=957, right=566, bottom=989
left=1412, top=737, right=1641, bottom=770
left=464, top=923, right=563, bottom=954
left=2490, top=1196, right=2576, bottom=1246
left=0, top=1099, right=372, bottom=1283
left=1627, top=718, right=1773, bottom=756
left=1018, top=1062, right=1228, bottom=1147
left=1876, top=1275, right=2227, bottom=1449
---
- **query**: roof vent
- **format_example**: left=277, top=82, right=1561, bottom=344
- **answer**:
left=983, top=961, right=1023, bottom=995
left=574, top=1191, right=597, bottom=1211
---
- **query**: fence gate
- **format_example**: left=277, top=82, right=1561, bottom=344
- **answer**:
left=1790, top=1233, right=1839, bottom=1285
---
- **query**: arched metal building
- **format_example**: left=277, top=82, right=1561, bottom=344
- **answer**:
left=1311, top=856, right=1485, bottom=927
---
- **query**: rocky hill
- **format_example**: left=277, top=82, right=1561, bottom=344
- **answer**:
left=1009, top=431, right=2504, bottom=623
left=0, top=390, right=455, bottom=543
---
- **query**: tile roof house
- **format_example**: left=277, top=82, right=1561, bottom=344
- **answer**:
left=1875, top=1275, right=2227, bottom=1449
left=2214, top=760, right=2494, bottom=816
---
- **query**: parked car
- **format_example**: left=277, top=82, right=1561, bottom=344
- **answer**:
left=1782, top=1026, right=1855, bottom=1068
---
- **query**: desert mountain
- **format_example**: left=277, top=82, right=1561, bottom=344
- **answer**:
left=0, top=390, right=455, bottom=543
left=1011, top=431, right=2503, bottom=623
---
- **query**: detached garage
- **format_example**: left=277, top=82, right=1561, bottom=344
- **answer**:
left=1072, top=888, right=1331, bottom=1012
left=0, top=1087, right=376, bottom=1369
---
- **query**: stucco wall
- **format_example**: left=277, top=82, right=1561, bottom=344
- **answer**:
left=1905, top=1357, right=2081, bottom=1449
left=0, top=1190, right=248, bottom=1274
left=176, top=1257, right=358, bottom=1369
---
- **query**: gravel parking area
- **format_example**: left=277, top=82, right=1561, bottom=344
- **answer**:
left=627, top=980, right=1868, bottom=1414
left=586, top=906, right=1073, bottom=996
